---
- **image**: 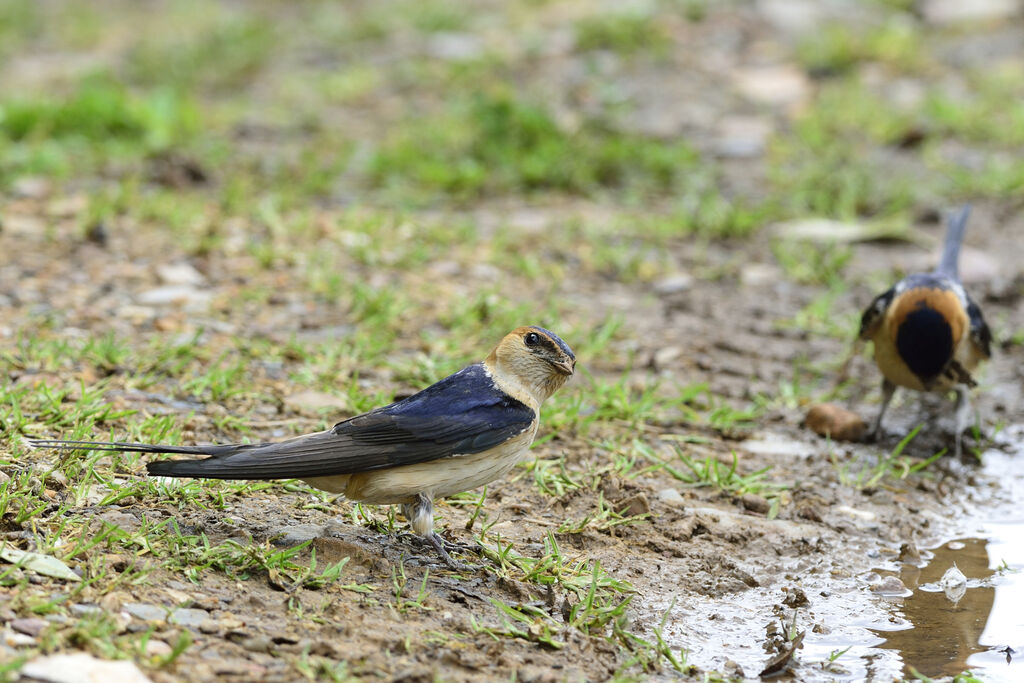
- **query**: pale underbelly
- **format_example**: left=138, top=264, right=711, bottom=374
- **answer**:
left=302, top=426, right=537, bottom=504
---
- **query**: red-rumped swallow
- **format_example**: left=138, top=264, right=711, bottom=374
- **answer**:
left=31, top=326, right=575, bottom=567
left=855, top=206, right=992, bottom=455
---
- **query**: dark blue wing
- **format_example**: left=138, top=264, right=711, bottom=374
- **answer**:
left=858, top=286, right=895, bottom=340
left=41, top=364, right=537, bottom=480
left=966, top=296, right=992, bottom=358
left=328, top=363, right=535, bottom=463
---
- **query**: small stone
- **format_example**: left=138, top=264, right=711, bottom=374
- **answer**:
left=805, top=403, right=867, bottom=442
left=169, top=607, right=209, bottom=628
left=782, top=586, right=809, bottom=607
left=70, top=604, right=102, bottom=617
left=136, top=285, right=211, bottom=310
left=269, top=524, right=325, bottom=547
left=21, top=652, right=152, bottom=683
left=733, top=65, right=809, bottom=106
left=898, top=542, right=922, bottom=565
left=156, top=262, right=205, bottom=286
left=4, top=629, right=35, bottom=647
left=46, top=470, right=69, bottom=490
left=123, top=603, right=166, bottom=622
left=97, top=510, right=140, bottom=533
left=796, top=502, right=822, bottom=522
left=99, top=591, right=130, bottom=612
left=870, top=575, right=909, bottom=596
left=656, top=488, right=686, bottom=506
left=199, top=619, right=221, bottom=634
left=217, top=616, right=244, bottom=631
left=653, top=273, right=694, bottom=295
left=741, top=494, right=771, bottom=514
left=652, top=346, right=683, bottom=370
left=723, top=659, right=746, bottom=678
left=11, top=617, right=47, bottom=637
left=144, top=639, right=173, bottom=657
left=240, top=635, right=273, bottom=653
left=616, top=494, right=650, bottom=518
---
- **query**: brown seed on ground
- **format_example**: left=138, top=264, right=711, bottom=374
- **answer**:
left=805, top=403, right=867, bottom=442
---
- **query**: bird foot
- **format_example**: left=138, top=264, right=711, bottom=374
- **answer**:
left=399, top=532, right=475, bottom=571
left=427, top=533, right=474, bottom=571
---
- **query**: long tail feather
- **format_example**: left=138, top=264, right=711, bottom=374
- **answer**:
left=27, top=438, right=251, bottom=457
left=28, top=438, right=270, bottom=480
left=936, top=204, right=971, bottom=279
left=28, top=433, right=348, bottom=480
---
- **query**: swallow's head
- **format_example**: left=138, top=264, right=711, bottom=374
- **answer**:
left=488, top=326, right=576, bottom=403
left=887, top=286, right=965, bottom=385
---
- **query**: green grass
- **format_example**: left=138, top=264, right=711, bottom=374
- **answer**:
left=125, top=16, right=275, bottom=90
left=0, top=76, right=200, bottom=184
left=369, top=90, right=700, bottom=202
left=796, top=20, right=924, bottom=77
left=574, top=12, right=671, bottom=56
left=831, top=425, right=946, bottom=489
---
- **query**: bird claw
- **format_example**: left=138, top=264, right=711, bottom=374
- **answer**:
left=427, top=533, right=474, bottom=571
left=398, top=532, right=476, bottom=571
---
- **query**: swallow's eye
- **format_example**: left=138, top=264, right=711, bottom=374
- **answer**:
left=524, top=332, right=540, bottom=347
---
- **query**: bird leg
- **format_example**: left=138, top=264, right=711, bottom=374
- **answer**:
left=953, top=386, right=972, bottom=459
left=867, top=379, right=896, bottom=443
left=401, top=493, right=469, bottom=571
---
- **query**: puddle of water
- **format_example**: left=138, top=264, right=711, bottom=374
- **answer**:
left=638, top=428, right=1024, bottom=682
left=873, top=533, right=1023, bottom=681
left=869, top=443, right=1024, bottom=683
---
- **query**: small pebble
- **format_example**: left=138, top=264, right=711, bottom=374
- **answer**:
left=805, top=403, right=867, bottom=442
left=12, top=618, right=48, bottom=637
left=870, top=575, right=908, bottom=596
left=123, top=603, right=166, bottom=622
left=169, top=608, right=209, bottom=628
left=656, top=488, right=686, bottom=506
left=241, top=635, right=273, bottom=654
left=144, top=640, right=173, bottom=658
left=741, top=494, right=770, bottom=514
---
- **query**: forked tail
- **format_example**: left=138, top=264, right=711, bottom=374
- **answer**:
left=936, top=204, right=971, bottom=280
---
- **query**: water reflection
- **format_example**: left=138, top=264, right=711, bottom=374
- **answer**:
left=877, top=538, right=995, bottom=679
left=872, top=531, right=1023, bottom=683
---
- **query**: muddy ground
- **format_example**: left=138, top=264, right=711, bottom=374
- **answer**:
left=2, top=1, right=1024, bottom=682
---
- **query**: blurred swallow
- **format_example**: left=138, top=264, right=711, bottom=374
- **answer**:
left=31, top=326, right=575, bottom=567
left=854, top=205, right=992, bottom=455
